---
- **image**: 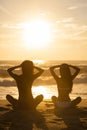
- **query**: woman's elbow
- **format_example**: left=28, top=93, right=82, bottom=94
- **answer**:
left=7, top=69, right=10, bottom=73
left=78, top=68, right=80, bottom=73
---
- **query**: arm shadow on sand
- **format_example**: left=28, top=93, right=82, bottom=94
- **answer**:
left=54, top=106, right=87, bottom=130
left=0, top=108, right=48, bottom=130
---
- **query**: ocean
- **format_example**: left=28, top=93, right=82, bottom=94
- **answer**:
left=0, top=60, right=87, bottom=100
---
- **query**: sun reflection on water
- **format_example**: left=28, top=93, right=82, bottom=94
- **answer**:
left=32, top=86, right=53, bottom=99
left=0, top=84, right=87, bottom=100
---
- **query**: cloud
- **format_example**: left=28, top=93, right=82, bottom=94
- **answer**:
left=72, top=26, right=87, bottom=40
left=68, top=6, right=78, bottom=10
left=0, top=23, right=23, bottom=29
left=0, top=5, right=13, bottom=17
left=54, top=17, right=87, bottom=40
left=56, top=17, right=74, bottom=24
left=62, top=17, right=74, bottom=23
left=68, top=2, right=87, bottom=10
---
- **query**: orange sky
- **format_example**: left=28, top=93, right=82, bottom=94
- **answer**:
left=0, top=0, right=87, bottom=60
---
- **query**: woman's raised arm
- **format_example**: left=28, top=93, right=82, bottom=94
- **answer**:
left=33, top=66, right=44, bottom=79
left=7, top=65, right=21, bottom=79
left=69, top=65, right=80, bottom=79
left=50, top=65, right=60, bottom=80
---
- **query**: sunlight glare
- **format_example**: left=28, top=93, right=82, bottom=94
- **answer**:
left=32, top=86, right=50, bottom=99
left=33, top=60, right=45, bottom=64
left=22, top=20, right=52, bottom=48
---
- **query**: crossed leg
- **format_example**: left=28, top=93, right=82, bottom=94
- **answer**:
left=52, top=96, right=81, bottom=108
left=71, top=97, right=81, bottom=107
left=6, top=94, right=44, bottom=110
left=34, top=94, right=43, bottom=108
left=6, top=94, right=18, bottom=108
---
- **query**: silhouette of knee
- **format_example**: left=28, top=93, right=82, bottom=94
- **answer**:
left=6, top=94, right=11, bottom=100
left=6, top=94, right=15, bottom=104
left=71, top=96, right=82, bottom=107
left=76, top=96, right=82, bottom=103
left=39, top=94, right=44, bottom=101
left=51, top=96, right=57, bottom=102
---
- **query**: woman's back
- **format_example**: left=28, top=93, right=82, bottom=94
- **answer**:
left=6, top=60, right=44, bottom=110
left=50, top=63, right=80, bottom=102
left=57, top=77, right=72, bottom=101
left=16, top=74, right=34, bottom=102
left=50, top=63, right=81, bottom=108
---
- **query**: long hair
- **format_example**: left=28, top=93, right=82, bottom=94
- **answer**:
left=21, top=60, right=33, bottom=76
left=60, top=63, right=72, bottom=92
left=60, top=63, right=71, bottom=79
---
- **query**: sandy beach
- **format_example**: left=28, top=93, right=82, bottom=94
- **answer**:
left=0, top=99, right=87, bottom=130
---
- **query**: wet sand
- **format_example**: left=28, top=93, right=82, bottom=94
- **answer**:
left=0, top=99, right=87, bottom=130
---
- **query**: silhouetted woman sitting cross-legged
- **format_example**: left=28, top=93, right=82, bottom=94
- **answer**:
left=6, top=60, right=44, bottom=110
left=50, top=63, right=81, bottom=109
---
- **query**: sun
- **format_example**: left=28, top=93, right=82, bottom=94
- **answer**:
left=22, top=19, right=52, bottom=48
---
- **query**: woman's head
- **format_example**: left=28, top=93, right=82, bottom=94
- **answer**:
left=60, top=63, right=71, bottom=78
left=21, top=60, right=34, bottom=76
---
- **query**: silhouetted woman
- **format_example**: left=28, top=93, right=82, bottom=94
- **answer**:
left=6, top=60, right=44, bottom=110
left=50, top=63, right=81, bottom=109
